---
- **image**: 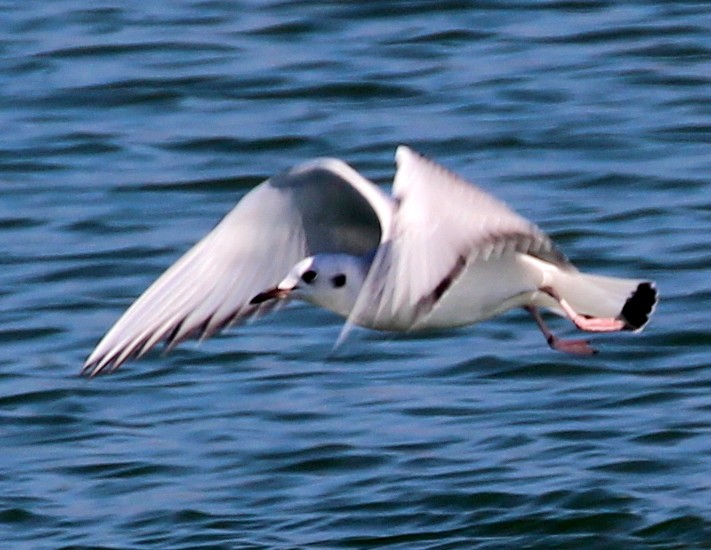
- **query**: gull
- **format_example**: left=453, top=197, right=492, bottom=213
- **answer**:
left=84, top=146, right=657, bottom=376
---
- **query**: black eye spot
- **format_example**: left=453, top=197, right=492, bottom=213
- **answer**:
left=331, top=274, right=347, bottom=288
left=301, top=269, right=317, bottom=284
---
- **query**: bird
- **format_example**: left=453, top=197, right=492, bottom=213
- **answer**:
left=83, top=146, right=657, bottom=376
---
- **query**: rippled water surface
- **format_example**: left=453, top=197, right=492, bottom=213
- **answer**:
left=2, top=1, right=710, bottom=548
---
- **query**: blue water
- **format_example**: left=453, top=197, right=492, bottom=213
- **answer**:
left=2, top=1, right=710, bottom=548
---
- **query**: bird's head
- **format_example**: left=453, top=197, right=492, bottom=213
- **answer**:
left=250, top=253, right=367, bottom=318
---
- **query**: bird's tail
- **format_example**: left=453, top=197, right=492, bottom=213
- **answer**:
left=544, top=271, right=658, bottom=331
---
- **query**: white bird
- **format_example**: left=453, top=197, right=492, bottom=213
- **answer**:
left=84, top=146, right=657, bottom=376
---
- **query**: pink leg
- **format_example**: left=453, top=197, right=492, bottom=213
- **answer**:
left=525, top=305, right=597, bottom=356
left=540, top=286, right=626, bottom=333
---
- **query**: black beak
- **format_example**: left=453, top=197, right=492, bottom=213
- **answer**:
left=249, top=286, right=293, bottom=305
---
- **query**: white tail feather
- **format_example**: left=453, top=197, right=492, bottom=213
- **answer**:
left=555, top=271, right=641, bottom=318
left=542, top=269, right=657, bottom=331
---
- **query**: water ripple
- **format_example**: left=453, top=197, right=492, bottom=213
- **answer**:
left=1, top=0, right=710, bottom=548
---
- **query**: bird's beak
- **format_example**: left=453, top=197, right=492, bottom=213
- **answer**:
left=250, top=285, right=296, bottom=305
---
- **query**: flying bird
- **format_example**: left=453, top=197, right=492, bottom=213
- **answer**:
left=84, top=146, right=657, bottom=375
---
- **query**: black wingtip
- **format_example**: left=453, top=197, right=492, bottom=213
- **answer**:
left=621, top=282, right=658, bottom=331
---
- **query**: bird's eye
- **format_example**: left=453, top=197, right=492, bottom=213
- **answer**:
left=301, top=270, right=317, bottom=284
left=331, top=274, right=347, bottom=288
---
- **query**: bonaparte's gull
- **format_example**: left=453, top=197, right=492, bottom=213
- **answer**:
left=84, top=146, right=657, bottom=375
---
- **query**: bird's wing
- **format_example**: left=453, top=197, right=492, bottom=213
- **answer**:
left=84, top=158, right=393, bottom=375
left=344, top=146, right=570, bottom=332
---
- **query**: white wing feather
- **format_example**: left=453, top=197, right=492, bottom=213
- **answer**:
left=345, top=146, right=568, bottom=331
left=85, top=159, right=392, bottom=375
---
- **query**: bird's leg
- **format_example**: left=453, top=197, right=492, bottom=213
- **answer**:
left=524, top=305, right=597, bottom=355
left=539, top=286, right=626, bottom=332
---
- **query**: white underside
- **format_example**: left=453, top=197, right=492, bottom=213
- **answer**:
left=354, top=253, right=642, bottom=331
left=413, top=253, right=548, bottom=329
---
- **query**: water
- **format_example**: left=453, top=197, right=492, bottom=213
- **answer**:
left=1, top=1, right=710, bottom=548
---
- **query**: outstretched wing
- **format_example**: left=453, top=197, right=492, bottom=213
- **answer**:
left=84, top=159, right=392, bottom=375
left=344, top=146, right=569, bottom=332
